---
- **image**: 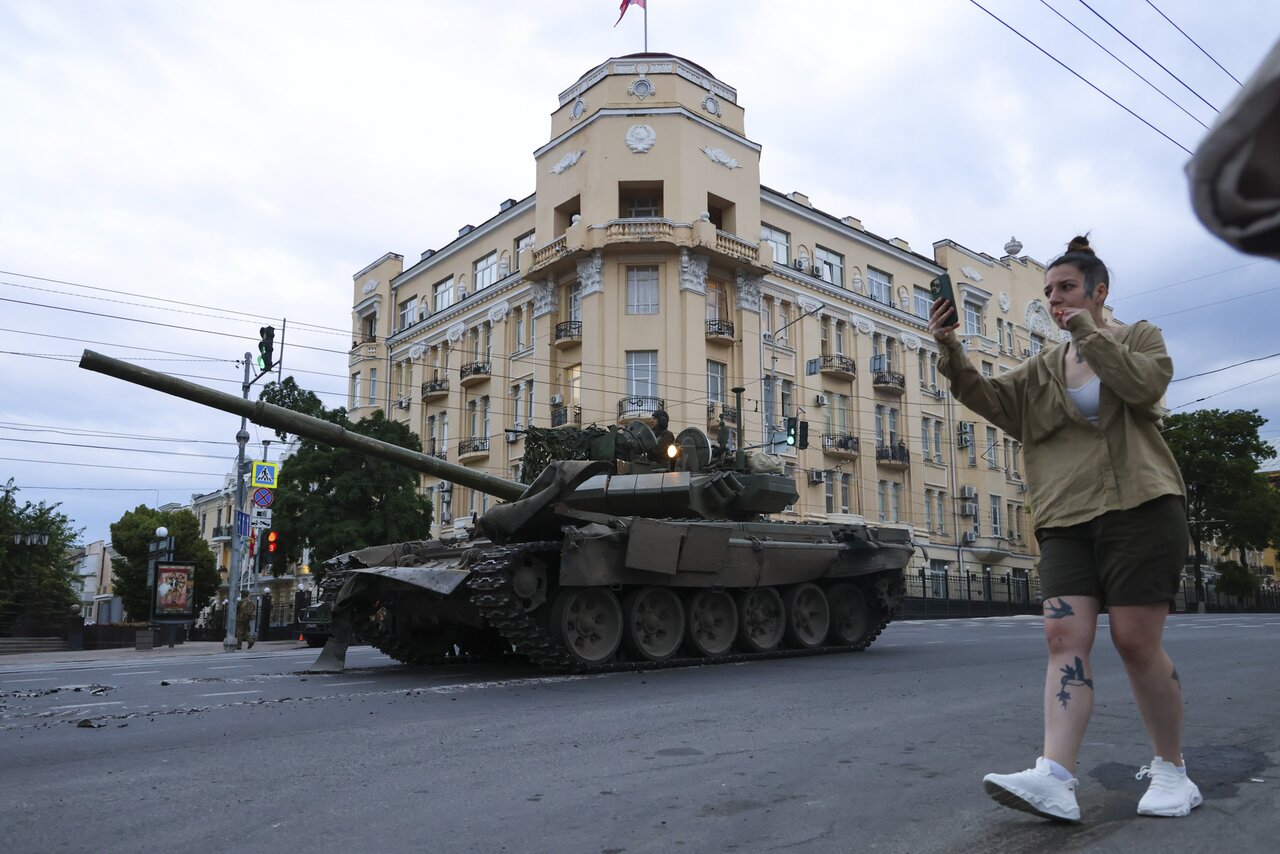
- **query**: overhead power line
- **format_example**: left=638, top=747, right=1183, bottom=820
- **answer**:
left=1074, top=0, right=1219, bottom=113
left=1143, top=0, right=1243, bottom=86
left=965, top=0, right=1192, bottom=155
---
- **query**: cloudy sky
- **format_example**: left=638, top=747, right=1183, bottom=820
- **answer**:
left=1, top=0, right=1277, bottom=543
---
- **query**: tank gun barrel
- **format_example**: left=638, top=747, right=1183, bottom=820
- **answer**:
left=78, top=349, right=527, bottom=502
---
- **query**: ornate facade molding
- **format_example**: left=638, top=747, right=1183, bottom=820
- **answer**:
left=408, top=343, right=426, bottom=360
left=488, top=301, right=510, bottom=324
left=577, top=250, right=604, bottom=296
left=679, top=249, right=708, bottom=295
left=700, top=145, right=740, bottom=169
left=625, top=124, right=656, bottom=153
left=447, top=322, right=466, bottom=343
left=901, top=332, right=922, bottom=351
left=961, top=265, right=984, bottom=282
left=1025, top=300, right=1054, bottom=337
left=533, top=275, right=559, bottom=318
left=797, top=295, right=823, bottom=314
left=551, top=149, right=585, bottom=174
left=999, top=291, right=1011, bottom=313
left=851, top=314, right=875, bottom=335
left=734, top=271, right=762, bottom=311
left=361, top=278, right=379, bottom=295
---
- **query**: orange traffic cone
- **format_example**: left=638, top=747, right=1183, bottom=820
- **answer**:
left=298, top=633, right=305, bottom=642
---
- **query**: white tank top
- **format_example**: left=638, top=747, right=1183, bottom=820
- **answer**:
left=1066, top=375, right=1101, bottom=423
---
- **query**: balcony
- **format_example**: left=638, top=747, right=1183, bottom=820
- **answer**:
left=705, top=319, right=735, bottom=345
left=421, top=377, right=449, bottom=402
left=426, top=443, right=447, bottom=461
left=531, top=235, right=568, bottom=268
left=714, top=230, right=760, bottom=264
left=618, top=395, right=665, bottom=424
left=872, top=369, right=906, bottom=395
left=211, top=525, right=231, bottom=541
left=459, top=361, right=492, bottom=387
left=457, top=436, right=490, bottom=462
left=602, top=217, right=675, bottom=245
left=554, top=320, right=582, bottom=349
left=966, top=535, right=1013, bottom=563
left=551, top=404, right=582, bottom=428
left=349, top=336, right=379, bottom=366
left=818, top=354, right=856, bottom=381
left=821, top=433, right=860, bottom=460
left=875, top=443, right=911, bottom=469
left=707, top=402, right=739, bottom=428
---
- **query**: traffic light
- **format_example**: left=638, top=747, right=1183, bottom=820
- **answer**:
left=798, top=420, right=809, bottom=450
left=257, top=325, right=276, bottom=370
left=263, top=530, right=278, bottom=566
left=785, top=416, right=798, bottom=447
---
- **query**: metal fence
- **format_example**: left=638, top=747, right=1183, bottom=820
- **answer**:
left=899, top=568, right=1041, bottom=618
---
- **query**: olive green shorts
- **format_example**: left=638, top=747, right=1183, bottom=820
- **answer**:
left=1035, top=494, right=1188, bottom=607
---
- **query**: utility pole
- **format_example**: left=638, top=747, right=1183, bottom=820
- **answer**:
left=224, top=354, right=252, bottom=653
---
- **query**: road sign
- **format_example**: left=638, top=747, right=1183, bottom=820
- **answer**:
left=251, top=507, right=272, bottom=522
left=250, top=518, right=272, bottom=530
left=252, top=488, right=274, bottom=508
left=235, top=509, right=250, bottom=537
left=251, top=461, right=278, bottom=488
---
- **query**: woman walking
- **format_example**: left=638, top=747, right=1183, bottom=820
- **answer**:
left=930, top=236, right=1201, bottom=822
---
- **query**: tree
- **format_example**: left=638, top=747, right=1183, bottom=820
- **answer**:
left=259, top=380, right=432, bottom=576
left=109, top=506, right=219, bottom=622
left=1213, top=560, right=1261, bottom=600
left=0, top=479, right=83, bottom=636
left=1164, top=409, right=1276, bottom=608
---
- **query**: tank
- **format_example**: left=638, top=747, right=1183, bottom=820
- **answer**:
left=80, top=349, right=915, bottom=673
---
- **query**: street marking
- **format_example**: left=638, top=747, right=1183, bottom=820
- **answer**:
left=207, top=665, right=252, bottom=670
left=49, top=701, right=124, bottom=710
left=114, top=670, right=160, bottom=675
left=2, top=677, right=55, bottom=683
left=200, top=690, right=261, bottom=697
left=319, top=681, right=376, bottom=687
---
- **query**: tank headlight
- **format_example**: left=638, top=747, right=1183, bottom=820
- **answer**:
left=666, top=443, right=679, bottom=459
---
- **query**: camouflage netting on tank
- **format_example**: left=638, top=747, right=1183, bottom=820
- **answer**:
left=519, top=425, right=609, bottom=484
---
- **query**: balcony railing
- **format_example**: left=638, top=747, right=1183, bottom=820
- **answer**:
left=458, top=437, right=490, bottom=456
left=551, top=405, right=582, bottom=428
left=459, top=361, right=492, bottom=386
left=531, top=235, right=568, bottom=268
left=618, top=395, right=665, bottom=421
left=211, top=525, right=231, bottom=540
left=708, top=403, right=739, bottom=426
left=705, top=319, right=735, bottom=341
left=421, top=377, right=449, bottom=400
left=872, top=369, right=906, bottom=394
left=876, top=444, right=911, bottom=466
left=555, top=320, right=582, bottom=348
left=819, top=354, right=856, bottom=380
left=821, top=434, right=860, bottom=457
left=426, top=443, right=447, bottom=460
left=603, top=217, right=675, bottom=243
left=714, top=230, right=760, bottom=263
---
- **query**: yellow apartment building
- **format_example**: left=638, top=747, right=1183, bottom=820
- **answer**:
left=348, top=54, right=1086, bottom=594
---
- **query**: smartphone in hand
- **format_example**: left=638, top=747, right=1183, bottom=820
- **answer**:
left=929, top=273, right=958, bottom=328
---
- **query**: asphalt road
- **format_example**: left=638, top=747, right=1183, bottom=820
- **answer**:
left=2, top=614, right=1278, bottom=854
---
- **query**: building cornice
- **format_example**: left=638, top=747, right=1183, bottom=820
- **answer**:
left=533, top=106, right=761, bottom=160
left=353, top=252, right=403, bottom=282
left=392, top=195, right=536, bottom=289
left=559, top=55, right=737, bottom=106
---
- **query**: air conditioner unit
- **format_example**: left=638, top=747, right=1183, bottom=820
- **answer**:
left=504, top=431, right=519, bottom=444
left=814, top=393, right=828, bottom=406
left=1021, top=348, right=1032, bottom=357
left=811, top=264, right=824, bottom=277
left=957, top=435, right=972, bottom=448
left=793, top=258, right=806, bottom=271
left=958, top=422, right=973, bottom=435
left=960, top=501, right=979, bottom=517
left=550, top=393, right=564, bottom=406
left=963, top=531, right=978, bottom=544
left=807, top=469, right=826, bottom=485
left=959, top=485, right=977, bottom=499
left=394, top=396, right=410, bottom=410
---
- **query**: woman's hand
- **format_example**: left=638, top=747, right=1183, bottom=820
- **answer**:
left=928, top=297, right=960, bottom=342
left=1053, top=306, right=1087, bottom=327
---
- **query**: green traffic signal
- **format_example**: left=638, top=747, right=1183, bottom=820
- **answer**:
left=786, top=416, right=798, bottom=446
left=257, top=325, right=275, bottom=369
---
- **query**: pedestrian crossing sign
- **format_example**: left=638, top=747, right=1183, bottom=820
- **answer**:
left=251, top=460, right=278, bottom=488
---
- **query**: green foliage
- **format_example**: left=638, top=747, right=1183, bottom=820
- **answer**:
left=108, top=506, right=218, bottom=622
left=0, top=479, right=83, bottom=636
left=1213, top=560, right=1262, bottom=599
left=259, top=381, right=432, bottom=575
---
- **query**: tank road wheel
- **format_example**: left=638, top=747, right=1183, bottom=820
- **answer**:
left=550, top=587, right=623, bottom=667
left=623, top=587, right=685, bottom=662
left=782, top=583, right=830, bottom=649
left=683, top=590, right=737, bottom=658
left=736, top=587, right=785, bottom=653
left=826, top=583, right=872, bottom=647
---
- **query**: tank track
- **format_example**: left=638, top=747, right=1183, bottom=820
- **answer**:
left=468, top=541, right=896, bottom=674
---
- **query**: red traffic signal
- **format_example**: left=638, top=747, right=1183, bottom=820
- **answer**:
left=267, top=530, right=278, bottom=553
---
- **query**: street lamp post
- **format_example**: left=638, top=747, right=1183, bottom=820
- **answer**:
left=11, top=532, right=50, bottom=636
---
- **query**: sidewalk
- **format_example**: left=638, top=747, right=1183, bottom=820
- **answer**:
left=0, top=639, right=310, bottom=668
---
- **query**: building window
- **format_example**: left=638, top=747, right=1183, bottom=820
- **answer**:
left=565, top=365, right=581, bottom=406
left=834, top=320, right=845, bottom=355
left=964, top=301, right=982, bottom=335
left=511, top=382, right=525, bottom=428
left=397, top=296, right=418, bottom=332
left=825, top=477, right=836, bottom=514
left=513, top=306, right=526, bottom=350
left=707, top=360, right=726, bottom=404
left=706, top=280, right=728, bottom=321
left=867, top=267, right=892, bottom=303
left=981, top=361, right=993, bottom=379
left=986, top=427, right=999, bottom=469
left=1008, top=503, right=1024, bottom=542
left=474, top=252, right=498, bottom=290
left=933, top=420, right=943, bottom=463
left=350, top=372, right=360, bottom=409
left=514, top=231, right=535, bottom=271
left=921, top=417, right=931, bottom=460
left=360, top=312, right=377, bottom=343
left=1030, top=333, right=1044, bottom=355
left=875, top=404, right=885, bottom=447
left=567, top=281, right=582, bottom=322
left=840, top=474, right=851, bottom=514
left=935, top=492, right=947, bottom=535
left=760, top=224, right=789, bottom=266
left=891, top=482, right=901, bottom=522
left=991, top=494, right=1002, bottom=538
left=433, top=276, right=454, bottom=313
left=877, top=480, right=888, bottom=522
left=814, top=246, right=843, bottom=287
left=626, top=351, right=658, bottom=398
left=914, top=287, right=932, bottom=319
left=924, top=488, right=934, bottom=532
left=626, top=266, right=659, bottom=314
left=620, top=183, right=663, bottom=217
left=368, top=368, right=378, bottom=407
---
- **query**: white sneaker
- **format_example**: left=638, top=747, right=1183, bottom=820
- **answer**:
left=983, top=757, right=1082, bottom=822
left=1136, top=757, right=1203, bottom=817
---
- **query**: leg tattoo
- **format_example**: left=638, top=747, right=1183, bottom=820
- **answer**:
left=1045, top=598, right=1075, bottom=619
left=1057, top=656, right=1094, bottom=708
